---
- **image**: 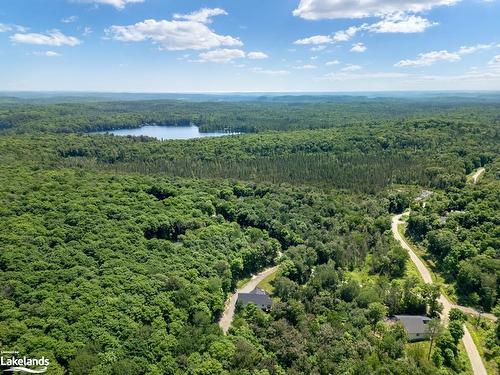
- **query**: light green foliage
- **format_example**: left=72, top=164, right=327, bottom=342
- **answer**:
left=0, top=96, right=497, bottom=374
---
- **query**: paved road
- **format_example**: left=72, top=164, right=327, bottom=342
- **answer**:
left=218, top=265, right=278, bottom=333
left=392, top=214, right=488, bottom=375
left=471, top=168, right=485, bottom=184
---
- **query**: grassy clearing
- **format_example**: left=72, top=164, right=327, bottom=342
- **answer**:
left=397, top=222, right=457, bottom=303
left=346, top=251, right=419, bottom=286
left=465, top=320, right=498, bottom=375
left=257, top=270, right=278, bottom=294
left=346, top=254, right=380, bottom=285
left=457, top=340, right=474, bottom=375
left=405, top=255, right=422, bottom=281
left=466, top=167, right=485, bottom=184
left=236, top=275, right=253, bottom=289
left=405, top=341, right=472, bottom=374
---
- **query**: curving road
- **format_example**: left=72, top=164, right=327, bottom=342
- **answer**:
left=392, top=213, right=488, bottom=375
left=218, top=265, right=278, bottom=334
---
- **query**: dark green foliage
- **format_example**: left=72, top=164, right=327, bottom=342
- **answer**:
left=1, top=96, right=499, bottom=134
left=407, top=164, right=500, bottom=311
left=0, top=96, right=498, bottom=374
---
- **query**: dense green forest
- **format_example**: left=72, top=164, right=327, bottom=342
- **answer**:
left=1, top=96, right=499, bottom=133
left=407, top=160, right=500, bottom=311
left=0, top=95, right=498, bottom=374
left=1, top=104, right=497, bottom=193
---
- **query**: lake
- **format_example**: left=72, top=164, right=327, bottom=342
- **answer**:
left=96, top=125, right=238, bottom=140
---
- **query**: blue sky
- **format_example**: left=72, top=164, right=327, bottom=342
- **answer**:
left=0, top=0, right=499, bottom=92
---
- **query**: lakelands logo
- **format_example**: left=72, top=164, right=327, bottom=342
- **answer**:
left=1, top=351, right=49, bottom=374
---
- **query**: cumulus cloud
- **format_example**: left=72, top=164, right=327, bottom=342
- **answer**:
left=295, top=35, right=333, bottom=45
left=293, top=0, right=460, bottom=20
left=326, top=60, right=340, bottom=65
left=247, top=51, right=268, bottom=59
left=173, top=8, right=227, bottom=23
left=489, top=55, right=500, bottom=65
left=366, top=14, right=437, bottom=33
left=106, top=8, right=242, bottom=51
left=341, top=64, right=362, bottom=71
left=295, top=27, right=361, bottom=45
left=458, top=43, right=496, bottom=55
left=61, top=16, right=78, bottom=23
left=193, top=49, right=268, bottom=63
left=395, top=50, right=460, bottom=66
left=251, top=67, right=290, bottom=75
left=295, top=64, right=317, bottom=69
left=332, top=26, right=360, bottom=41
left=77, top=0, right=144, bottom=10
left=294, top=14, right=435, bottom=48
left=198, top=48, right=245, bottom=63
left=0, top=23, right=28, bottom=33
left=311, top=45, right=327, bottom=51
left=83, top=26, right=93, bottom=36
left=350, top=42, right=366, bottom=52
left=0, top=23, right=12, bottom=32
left=33, top=50, right=61, bottom=57
left=323, top=71, right=410, bottom=81
left=10, top=30, right=81, bottom=46
left=395, top=43, right=498, bottom=67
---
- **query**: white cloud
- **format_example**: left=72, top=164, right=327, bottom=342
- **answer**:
left=198, top=48, right=246, bottom=63
left=247, top=51, right=268, bottom=59
left=395, top=43, right=498, bottom=67
left=251, top=67, right=290, bottom=75
left=332, top=26, right=360, bottom=41
left=489, top=55, right=500, bottom=64
left=294, top=14, right=435, bottom=49
left=78, top=0, right=144, bottom=10
left=323, top=71, right=410, bottom=81
left=311, top=45, right=327, bottom=51
left=33, top=51, right=62, bottom=57
left=395, top=50, right=460, bottom=67
left=193, top=49, right=267, bottom=63
left=350, top=42, right=366, bottom=52
left=419, top=70, right=500, bottom=81
left=294, top=26, right=360, bottom=45
left=0, top=23, right=27, bottom=33
left=325, top=60, right=340, bottom=65
left=294, top=34, right=333, bottom=45
left=458, top=43, right=495, bottom=55
left=173, top=8, right=227, bottom=23
left=106, top=8, right=242, bottom=51
left=62, top=16, right=78, bottom=23
left=10, top=30, right=81, bottom=46
left=295, top=64, right=317, bottom=69
left=293, top=0, right=460, bottom=20
left=366, top=14, right=437, bottom=33
left=341, top=64, right=361, bottom=71
left=83, top=26, right=93, bottom=36
left=0, top=23, right=11, bottom=32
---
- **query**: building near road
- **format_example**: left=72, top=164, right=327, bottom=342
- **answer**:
left=395, top=315, right=432, bottom=342
left=237, top=288, right=272, bottom=311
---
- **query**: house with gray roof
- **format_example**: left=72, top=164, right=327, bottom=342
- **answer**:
left=395, top=315, right=432, bottom=342
left=237, top=288, right=272, bottom=311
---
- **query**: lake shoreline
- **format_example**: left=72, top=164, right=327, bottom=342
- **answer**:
left=91, top=124, right=240, bottom=140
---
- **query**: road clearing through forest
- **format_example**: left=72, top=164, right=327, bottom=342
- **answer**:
left=218, top=265, right=278, bottom=334
left=392, top=213, right=488, bottom=375
left=470, top=167, right=485, bottom=184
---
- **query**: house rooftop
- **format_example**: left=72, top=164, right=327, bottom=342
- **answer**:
left=395, top=315, right=431, bottom=334
left=238, top=288, right=272, bottom=307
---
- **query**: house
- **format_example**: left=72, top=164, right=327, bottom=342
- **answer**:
left=395, top=315, right=432, bottom=342
left=237, top=288, right=273, bottom=311
left=415, top=190, right=433, bottom=202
